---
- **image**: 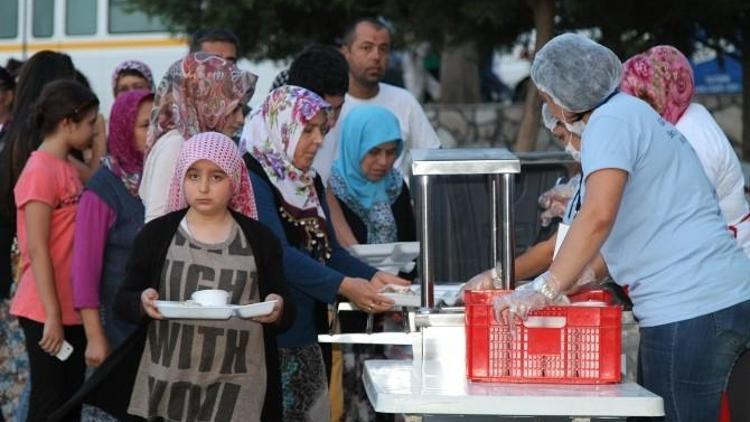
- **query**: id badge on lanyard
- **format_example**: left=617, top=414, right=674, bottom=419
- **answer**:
left=553, top=223, right=570, bottom=259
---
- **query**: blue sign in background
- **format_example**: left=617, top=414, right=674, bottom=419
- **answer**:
left=693, top=55, right=742, bottom=94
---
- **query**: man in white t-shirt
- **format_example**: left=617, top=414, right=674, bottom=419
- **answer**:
left=313, top=18, right=441, bottom=183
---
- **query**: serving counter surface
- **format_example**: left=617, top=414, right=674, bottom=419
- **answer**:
left=364, top=359, right=664, bottom=419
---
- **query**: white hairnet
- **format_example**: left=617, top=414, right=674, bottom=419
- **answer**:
left=530, top=33, right=622, bottom=113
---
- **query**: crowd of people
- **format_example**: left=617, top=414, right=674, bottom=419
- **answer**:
left=0, top=17, right=748, bottom=422
left=0, top=19, right=440, bottom=422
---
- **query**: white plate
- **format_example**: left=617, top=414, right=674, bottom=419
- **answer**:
left=382, top=292, right=421, bottom=308
left=348, top=242, right=420, bottom=274
left=234, top=300, right=278, bottom=318
left=154, top=300, right=234, bottom=320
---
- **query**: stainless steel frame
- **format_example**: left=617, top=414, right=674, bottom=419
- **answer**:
left=411, top=148, right=521, bottom=307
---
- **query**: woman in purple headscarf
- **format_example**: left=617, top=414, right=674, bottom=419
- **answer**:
left=71, top=89, right=153, bottom=368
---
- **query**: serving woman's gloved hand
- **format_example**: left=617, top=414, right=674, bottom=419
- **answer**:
left=493, top=271, right=570, bottom=323
left=455, top=266, right=504, bottom=305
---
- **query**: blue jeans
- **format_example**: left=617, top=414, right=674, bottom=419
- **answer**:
left=638, top=300, right=750, bottom=421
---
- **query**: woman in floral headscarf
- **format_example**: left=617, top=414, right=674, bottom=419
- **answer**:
left=139, top=52, right=257, bottom=222
left=111, top=60, right=154, bottom=97
left=71, top=89, right=153, bottom=369
left=241, top=85, right=409, bottom=421
left=621, top=45, right=750, bottom=258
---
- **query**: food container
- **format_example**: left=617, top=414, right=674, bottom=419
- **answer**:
left=465, top=289, right=622, bottom=384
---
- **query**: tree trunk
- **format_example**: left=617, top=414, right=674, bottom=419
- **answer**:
left=514, top=0, right=555, bottom=152
left=742, top=42, right=750, bottom=161
left=439, top=42, right=481, bottom=103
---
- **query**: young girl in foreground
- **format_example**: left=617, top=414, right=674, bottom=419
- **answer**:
left=11, top=79, right=99, bottom=421
left=115, top=132, right=293, bottom=422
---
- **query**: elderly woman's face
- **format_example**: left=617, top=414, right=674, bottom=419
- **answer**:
left=292, top=111, right=327, bottom=172
left=361, top=141, right=399, bottom=182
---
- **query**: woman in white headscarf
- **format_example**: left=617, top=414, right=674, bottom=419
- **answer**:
left=491, top=33, right=750, bottom=422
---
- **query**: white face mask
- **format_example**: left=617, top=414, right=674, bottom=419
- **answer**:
left=565, top=142, right=581, bottom=162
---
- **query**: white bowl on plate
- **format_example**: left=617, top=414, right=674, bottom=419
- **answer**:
left=190, top=289, right=230, bottom=306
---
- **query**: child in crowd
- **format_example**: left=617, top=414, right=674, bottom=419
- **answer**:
left=115, top=132, right=293, bottom=422
left=11, top=79, right=99, bottom=422
left=139, top=53, right=256, bottom=222
left=72, top=89, right=154, bottom=368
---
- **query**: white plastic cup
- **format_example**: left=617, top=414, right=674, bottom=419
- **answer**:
left=190, top=289, right=230, bottom=306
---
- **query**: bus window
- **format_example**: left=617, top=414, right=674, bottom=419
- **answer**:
left=108, top=0, right=167, bottom=33
left=66, top=0, right=97, bottom=35
left=0, top=0, right=19, bottom=39
left=33, top=0, right=55, bottom=38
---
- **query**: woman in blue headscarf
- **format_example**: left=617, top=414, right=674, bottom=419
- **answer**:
left=327, top=105, right=417, bottom=421
left=328, top=105, right=416, bottom=246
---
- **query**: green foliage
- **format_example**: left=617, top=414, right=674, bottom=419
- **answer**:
left=559, top=0, right=747, bottom=60
left=128, top=0, right=382, bottom=59
left=126, top=0, right=535, bottom=59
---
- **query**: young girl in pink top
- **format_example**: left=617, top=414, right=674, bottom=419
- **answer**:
left=11, top=79, right=99, bottom=422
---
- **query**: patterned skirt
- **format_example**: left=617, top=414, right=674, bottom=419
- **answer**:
left=0, top=301, right=29, bottom=421
left=279, top=343, right=330, bottom=422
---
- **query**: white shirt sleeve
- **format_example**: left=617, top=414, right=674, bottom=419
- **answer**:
left=406, top=97, right=441, bottom=150
left=396, top=93, right=441, bottom=176
left=675, top=104, right=748, bottom=224
left=139, top=131, right=184, bottom=223
left=675, top=103, right=748, bottom=224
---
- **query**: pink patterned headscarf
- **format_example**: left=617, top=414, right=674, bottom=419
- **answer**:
left=620, top=45, right=695, bottom=124
left=103, top=89, right=154, bottom=196
left=146, top=53, right=258, bottom=154
left=167, top=132, right=258, bottom=219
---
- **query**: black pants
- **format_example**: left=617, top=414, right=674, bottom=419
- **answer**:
left=19, top=318, right=86, bottom=422
left=0, top=221, right=14, bottom=299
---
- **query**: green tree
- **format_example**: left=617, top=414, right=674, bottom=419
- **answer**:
left=126, top=0, right=389, bottom=59
left=126, top=0, right=544, bottom=146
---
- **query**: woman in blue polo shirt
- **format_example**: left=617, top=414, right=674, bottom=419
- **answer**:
left=494, top=33, right=750, bottom=422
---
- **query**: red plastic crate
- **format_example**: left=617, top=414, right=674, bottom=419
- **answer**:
left=465, top=289, right=622, bottom=384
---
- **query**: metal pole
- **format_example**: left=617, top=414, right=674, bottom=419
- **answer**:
left=490, top=175, right=499, bottom=270
left=501, top=173, right=515, bottom=290
left=418, top=175, right=433, bottom=308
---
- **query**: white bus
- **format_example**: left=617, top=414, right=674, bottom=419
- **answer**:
left=0, top=0, right=284, bottom=113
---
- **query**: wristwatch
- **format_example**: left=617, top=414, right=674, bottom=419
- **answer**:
left=531, top=271, right=561, bottom=301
